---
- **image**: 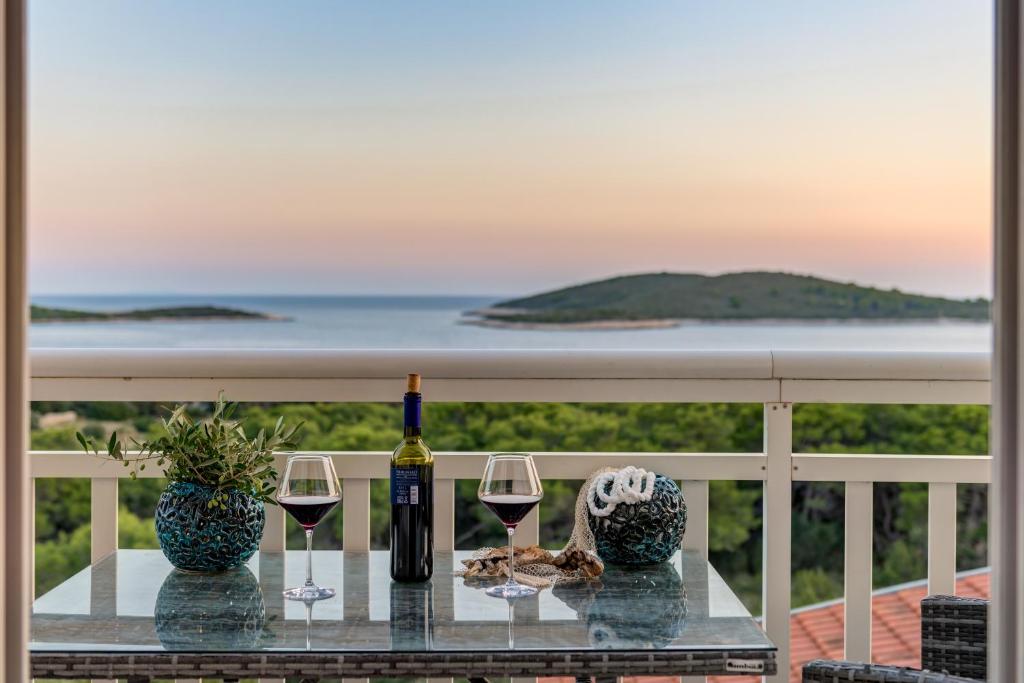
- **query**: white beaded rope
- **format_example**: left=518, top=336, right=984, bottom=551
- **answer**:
left=586, top=466, right=657, bottom=518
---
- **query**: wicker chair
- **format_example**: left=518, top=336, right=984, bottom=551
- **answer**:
left=802, top=595, right=988, bottom=682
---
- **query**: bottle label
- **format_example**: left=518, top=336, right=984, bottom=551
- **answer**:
left=391, top=466, right=421, bottom=505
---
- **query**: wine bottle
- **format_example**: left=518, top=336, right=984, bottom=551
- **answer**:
left=390, top=373, right=434, bottom=581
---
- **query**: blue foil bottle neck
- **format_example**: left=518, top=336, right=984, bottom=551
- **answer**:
left=404, top=392, right=422, bottom=437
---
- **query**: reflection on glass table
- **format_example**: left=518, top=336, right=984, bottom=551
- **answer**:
left=154, top=565, right=268, bottom=650
left=553, top=562, right=687, bottom=649
left=31, top=549, right=776, bottom=680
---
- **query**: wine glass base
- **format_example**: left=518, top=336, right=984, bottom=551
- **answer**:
left=283, top=585, right=336, bottom=601
left=485, top=582, right=537, bottom=599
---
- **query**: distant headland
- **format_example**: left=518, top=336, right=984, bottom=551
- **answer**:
left=463, top=271, right=990, bottom=330
left=31, top=304, right=282, bottom=323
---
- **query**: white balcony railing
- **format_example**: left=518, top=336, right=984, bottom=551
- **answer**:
left=28, top=349, right=993, bottom=683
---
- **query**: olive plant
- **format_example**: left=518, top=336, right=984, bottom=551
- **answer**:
left=77, top=393, right=301, bottom=507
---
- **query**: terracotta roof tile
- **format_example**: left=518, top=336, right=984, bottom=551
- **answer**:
left=707, top=569, right=991, bottom=683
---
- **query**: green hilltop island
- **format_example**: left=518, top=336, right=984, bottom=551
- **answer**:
left=465, top=271, right=990, bottom=329
left=31, top=304, right=280, bottom=323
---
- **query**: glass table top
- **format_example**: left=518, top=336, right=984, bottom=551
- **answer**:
left=31, top=550, right=773, bottom=654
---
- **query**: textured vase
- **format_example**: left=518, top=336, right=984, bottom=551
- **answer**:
left=155, top=565, right=266, bottom=649
left=587, top=473, right=687, bottom=566
left=155, top=482, right=265, bottom=572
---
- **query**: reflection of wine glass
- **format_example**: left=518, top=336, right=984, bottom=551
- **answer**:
left=277, top=455, right=341, bottom=601
left=303, top=597, right=316, bottom=651
left=477, top=453, right=543, bottom=598
left=507, top=598, right=515, bottom=649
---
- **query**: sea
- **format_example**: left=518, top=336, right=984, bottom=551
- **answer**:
left=29, top=294, right=991, bottom=352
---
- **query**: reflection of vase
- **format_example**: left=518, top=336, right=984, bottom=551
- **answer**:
left=553, top=563, right=686, bottom=649
left=155, top=565, right=266, bottom=650
left=588, top=474, right=687, bottom=566
left=155, top=482, right=264, bottom=572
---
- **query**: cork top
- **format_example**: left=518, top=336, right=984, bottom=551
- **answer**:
left=407, top=373, right=421, bottom=393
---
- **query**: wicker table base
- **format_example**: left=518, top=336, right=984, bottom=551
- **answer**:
left=33, top=649, right=777, bottom=680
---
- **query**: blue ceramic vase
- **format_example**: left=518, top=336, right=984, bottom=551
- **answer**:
left=587, top=473, right=687, bottom=566
left=154, top=482, right=265, bottom=572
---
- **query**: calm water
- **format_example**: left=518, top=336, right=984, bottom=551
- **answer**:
left=30, top=295, right=991, bottom=351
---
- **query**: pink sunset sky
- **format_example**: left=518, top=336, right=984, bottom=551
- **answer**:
left=28, top=1, right=993, bottom=298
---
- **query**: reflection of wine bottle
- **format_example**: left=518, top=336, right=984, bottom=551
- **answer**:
left=390, top=373, right=434, bottom=581
left=390, top=580, right=434, bottom=651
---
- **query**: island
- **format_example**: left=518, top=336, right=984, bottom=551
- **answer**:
left=31, top=305, right=280, bottom=323
left=464, top=272, right=990, bottom=329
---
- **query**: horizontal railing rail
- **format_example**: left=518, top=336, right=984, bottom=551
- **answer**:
left=30, top=450, right=770, bottom=480
left=29, top=348, right=991, bottom=403
left=26, top=349, right=993, bottom=683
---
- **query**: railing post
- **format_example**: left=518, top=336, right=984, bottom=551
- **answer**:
left=681, top=479, right=710, bottom=682
left=258, top=549, right=286, bottom=683
left=342, top=551, right=370, bottom=683
left=516, top=506, right=540, bottom=547
left=89, top=527, right=117, bottom=683
left=90, top=478, right=118, bottom=562
left=342, top=477, right=371, bottom=551
left=90, top=478, right=119, bottom=683
left=927, top=482, right=958, bottom=596
left=434, top=478, right=455, bottom=551
left=844, top=481, right=873, bottom=661
left=680, top=480, right=709, bottom=560
left=763, top=402, right=792, bottom=683
left=260, top=453, right=287, bottom=552
left=261, top=499, right=286, bottom=551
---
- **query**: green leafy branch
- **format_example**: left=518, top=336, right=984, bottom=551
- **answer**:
left=76, top=393, right=302, bottom=506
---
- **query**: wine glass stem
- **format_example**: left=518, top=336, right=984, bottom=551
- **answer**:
left=305, top=528, right=314, bottom=586
left=506, top=526, right=516, bottom=587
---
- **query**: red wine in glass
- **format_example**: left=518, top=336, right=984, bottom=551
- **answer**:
left=277, top=455, right=341, bottom=601
left=477, top=453, right=544, bottom=599
left=479, top=494, right=541, bottom=529
left=278, top=496, right=340, bottom=530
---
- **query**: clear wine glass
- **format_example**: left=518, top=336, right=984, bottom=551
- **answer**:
left=277, top=455, right=341, bottom=601
left=477, top=453, right=544, bottom=598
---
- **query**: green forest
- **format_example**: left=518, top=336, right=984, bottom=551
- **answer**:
left=31, top=400, right=989, bottom=613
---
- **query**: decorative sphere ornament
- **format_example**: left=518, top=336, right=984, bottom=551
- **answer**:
left=586, top=468, right=686, bottom=566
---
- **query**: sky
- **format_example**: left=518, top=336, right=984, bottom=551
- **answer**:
left=28, top=1, right=993, bottom=298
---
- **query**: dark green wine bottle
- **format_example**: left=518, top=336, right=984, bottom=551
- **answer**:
left=390, top=373, right=434, bottom=581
